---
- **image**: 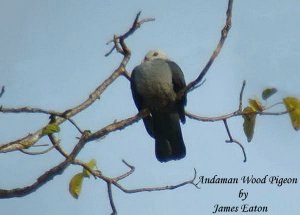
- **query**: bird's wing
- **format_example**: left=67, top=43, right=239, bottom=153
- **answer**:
left=130, top=66, right=155, bottom=137
left=130, top=67, right=143, bottom=111
left=166, top=60, right=187, bottom=123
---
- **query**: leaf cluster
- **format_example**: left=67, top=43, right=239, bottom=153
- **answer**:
left=242, top=88, right=300, bottom=142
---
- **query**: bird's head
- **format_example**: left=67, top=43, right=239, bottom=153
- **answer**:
left=143, top=49, right=169, bottom=62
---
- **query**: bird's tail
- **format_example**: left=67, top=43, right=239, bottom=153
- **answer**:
left=152, top=112, right=186, bottom=162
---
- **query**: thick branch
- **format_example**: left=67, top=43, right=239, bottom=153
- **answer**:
left=0, top=159, right=70, bottom=198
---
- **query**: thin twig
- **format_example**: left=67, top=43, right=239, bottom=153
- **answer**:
left=107, top=183, right=117, bottom=215
left=105, top=46, right=115, bottom=57
left=113, top=35, right=124, bottom=55
left=186, top=110, right=236, bottom=122
left=105, top=11, right=155, bottom=57
left=187, top=79, right=206, bottom=93
left=31, top=144, right=50, bottom=147
left=113, top=159, right=135, bottom=182
left=239, top=80, right=246, bottom=111
left=187, top=79, right=279, bottom=124
left=67, top=118, right=84, bottom=134
left=264, top=101, right=284, bottom=111
left=0, top=106, right=62, bottom=115
left=0, top=86, right=5, bottom=98
left=258, top=110, right=290, bottom=116
left=185, top=104, right=288, bottom=122
left=19, top=145, right=55, bottom=155
left=72, top=159, right=100, bottom=179
left=48, top=134, right=69, bottom=158
left=181, top=0, right=233, bottom=98
left=112, top=169, right=199, bottom=194
left=223, top=119, right=247, bottom=162
left=71, top=158, right=199, bottom=214
left=223, top=119, right=233, bottom=140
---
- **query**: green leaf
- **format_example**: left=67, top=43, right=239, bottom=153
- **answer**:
left=283, top=97, right=300, bottom=131
left=249, top=99, right=264, bottom=112
left=242, top=106, right=257, bottom=142
left=82, top=159, right=97, bottom=177
left=69, top=173, right=84, bottom=199
left=262, top=88, right=277, bottom=100
left=42, top=123, right=60, bottom=135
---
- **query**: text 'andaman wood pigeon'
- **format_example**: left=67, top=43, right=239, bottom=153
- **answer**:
left=131, top=50, right=187, bottom=162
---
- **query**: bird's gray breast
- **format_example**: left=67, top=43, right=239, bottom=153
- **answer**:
left=133, top=59, right=176, bottom=110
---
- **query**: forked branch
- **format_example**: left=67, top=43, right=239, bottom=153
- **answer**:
left=0, top=12, right=153, bottom=153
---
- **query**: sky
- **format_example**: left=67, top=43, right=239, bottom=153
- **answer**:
left=1, top=0, right=300, bottom=214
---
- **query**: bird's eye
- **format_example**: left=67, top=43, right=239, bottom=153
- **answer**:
left=153, top=52, right=158, bottom=56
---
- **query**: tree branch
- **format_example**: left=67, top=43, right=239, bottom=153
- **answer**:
left=66, top=118, right=84, bottom=134
left=0, top=131, right=90, bottom=198
left=107, top=182, right=117, bottom=215
left=187, top=79, right=289, bottom=163
left=185, top=80, right=288, bottom=123
left=70, top=159, right=199, bottom=214
left=0, top=12, right=152, bottom=153
left=237, top=80, right=246, bottom=111
left=19, top=145, right=55, bottom=155
left=0, top=86, right=5, bottom=98
left=179, top=0, right=233, bottom=99
left=223, top=119, right=247, bottom=162
left=48, top=134, right=69, bottom=158
left=0, top=159, right=70, bottom=198
left=105, top=11, right=155, bottom=57
left=112, top=168, right=199, bottom=194
left=113, top=160, right=135, bottom=182
left=86, top=110, right=148, bottom=143
left=0, top=109, right=148, bottom=198
left=0, top=106, right=62, bottom=115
